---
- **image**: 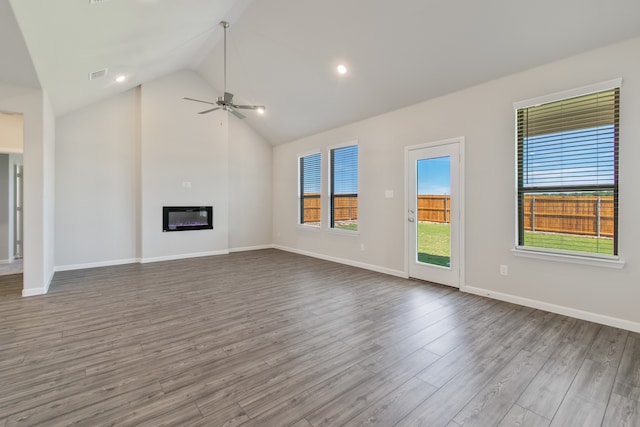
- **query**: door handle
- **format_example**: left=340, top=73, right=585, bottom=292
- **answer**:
left=408, top=218, right=415, bottom=222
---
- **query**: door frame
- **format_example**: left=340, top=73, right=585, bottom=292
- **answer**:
left=404, top=136, right=465, bottom=288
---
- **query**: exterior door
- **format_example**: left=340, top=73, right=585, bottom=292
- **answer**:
left=407, top=139, right=462, bottom=287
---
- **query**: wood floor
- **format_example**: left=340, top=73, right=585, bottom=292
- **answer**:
left=0, top=249, right=638, bottom=426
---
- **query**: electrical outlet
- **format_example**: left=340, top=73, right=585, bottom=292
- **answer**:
left=500, top=264, right=508, bottom=276
left=360, top=243, right=365, bottom=251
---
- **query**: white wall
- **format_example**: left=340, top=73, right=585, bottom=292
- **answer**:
left=55, top=89, right=140, bottom=268
left=140, top=70, right=229, bottom=261
left=272, top=37, right=640, bottom=329
left=0, top=81, right=54, bottom=295
left=41, top=92, right=55, bottom=284
left=229, top=117, right=272, bottom=250
left=0, top=112, right=23, bottom=153
left=55, top=69, right=273, bottom=269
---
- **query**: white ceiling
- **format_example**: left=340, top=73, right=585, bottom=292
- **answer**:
left=5, top=0, right=640, bottom=145
left=0, top=0, right=39, bottom=89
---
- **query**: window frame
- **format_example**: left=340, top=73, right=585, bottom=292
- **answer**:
left=512, top=79, right=623, bottom=264
left=297, top=151, right=322, bottom=229
left=328, top=141, right=359, bottom=233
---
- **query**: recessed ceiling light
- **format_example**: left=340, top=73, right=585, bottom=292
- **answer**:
left=115, top=75, right=126, bottom=83
left=337, top=64, right=348, bottom=75
left=257, top=107, right=265, bottom=115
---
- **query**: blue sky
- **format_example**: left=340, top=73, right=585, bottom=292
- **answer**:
left=418, top=156, right=450, bottom=195
left=523, top=125, right=615, bottom=187
left=302, top=153, right=321, bottom=193
left=302, top=146, right=359, bottom=194
left=303, top=149, right=450, bottom=195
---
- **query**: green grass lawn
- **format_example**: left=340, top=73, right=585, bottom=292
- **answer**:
left=334, top=223, right=358, bottom=231
left=371, top=222, right=611, bottom=267
left=524, top=231, right=613, bottom=255
left=417, top=222, right=450, bottom=267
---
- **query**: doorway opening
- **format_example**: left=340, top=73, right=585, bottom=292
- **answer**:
left=0, top=111, right=25, bottom=297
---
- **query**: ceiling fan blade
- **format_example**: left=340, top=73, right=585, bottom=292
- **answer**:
left=227, top=107, right=246, bottom=119
left=198, top=107, right=222, bottom=114
left=223, top=92, right=234, bottom=104
left=232, top=104, right=265, bottom=111
left=184, top=97, right=217, bottom=106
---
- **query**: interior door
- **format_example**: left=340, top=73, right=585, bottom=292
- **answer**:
left=407, top=140, right=461, bottom=287
left=14, top=163, right=23, bottom=258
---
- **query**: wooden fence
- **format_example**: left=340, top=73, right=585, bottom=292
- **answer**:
left=301, top=194, right=358, bottom=223
left=303, top=193, right=613, bottom=237
left=418, top=195, right=450, bottom=223
left=303, top=194, right=446, bottom=223
left=523, top=195, right=614, bottom=237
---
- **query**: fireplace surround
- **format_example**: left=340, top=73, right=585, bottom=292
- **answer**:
left=163, top=206, right=213, bottom=232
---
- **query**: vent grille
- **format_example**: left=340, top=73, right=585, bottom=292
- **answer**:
left=90, top=0, right=110, bottom=3
left=88, top=68, right=108, bottom=80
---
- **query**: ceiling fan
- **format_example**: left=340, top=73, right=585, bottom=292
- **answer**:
left=184, top=21, right=265, bottom=119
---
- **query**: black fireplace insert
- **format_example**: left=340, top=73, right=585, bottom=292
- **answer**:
left=163, top=206, right=213, bottom=232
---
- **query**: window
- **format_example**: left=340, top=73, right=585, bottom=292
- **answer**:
left=330, top=144, right=358, bottom=231
left=515, top=82, right=620, bottom=257
left=299, top=152, right=321, bottom=226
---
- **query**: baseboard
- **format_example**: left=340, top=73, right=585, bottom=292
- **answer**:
left=462, top=285, right=640, bottom=333
left=0, top=258, right=12, bottom=264
left=22, top=287, right=47, bottom=297
left=229, top=244, right=274, bottom=253
left=140, top=250, right=229, bottom=264
left=54, top=258, right=141, bottom=272
left=54, top=249, right=241, bottom=271
left=273, top=245, right=408, bottom=279
left=22, top=270, right=54, bottom=297
left=45, top=269, right=54, bottom=294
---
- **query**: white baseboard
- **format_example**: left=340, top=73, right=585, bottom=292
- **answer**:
left=22, top=270, right=54, bottom=297
left=140, top=250, right=229, bottom=264
left=0, top=259, right=11, bottom=265
left=22, top=287, right=47, bottom=297
left=273, top=245, right=408, bottom=279
left=54, top=248, right=242, bottom=271
left=462, top=285, right=640, bottom=333
left=55, top=258, right=141, bottom=272
left=229, top=244, right=274, bottom=253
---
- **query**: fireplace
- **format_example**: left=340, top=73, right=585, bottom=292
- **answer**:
left=163, top=206, right=213, bottom=232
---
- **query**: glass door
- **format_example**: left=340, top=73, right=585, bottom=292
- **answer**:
left=407, top=140, right=461, bottom=287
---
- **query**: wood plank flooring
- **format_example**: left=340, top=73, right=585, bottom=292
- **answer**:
left=0, top=249, right=638, bottom=426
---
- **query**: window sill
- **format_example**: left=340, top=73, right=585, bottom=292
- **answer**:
left=327, top=228, right=360, bottom=236
left=512, top=247, right=624, bottom=269
left=296, top=225, right=321, bottom=232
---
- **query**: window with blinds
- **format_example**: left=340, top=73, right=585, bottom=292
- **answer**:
left=516, top=85, right=619, bottom=256
left=330, top=144, right=358, bottom=231
left=299, top=153, right=321, bottom=226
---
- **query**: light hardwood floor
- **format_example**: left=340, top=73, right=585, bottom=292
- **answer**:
left=0, top=249, right=638, bottom=426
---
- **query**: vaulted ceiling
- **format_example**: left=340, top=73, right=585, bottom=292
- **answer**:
left=4, top=0, right=640, bottom=144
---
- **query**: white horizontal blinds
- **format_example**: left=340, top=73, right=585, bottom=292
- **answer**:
left=516, top=88, right=619, bottom=256
left=330, top=145, right=358, bottom=230
left=299, top=153, right=321, bottom=226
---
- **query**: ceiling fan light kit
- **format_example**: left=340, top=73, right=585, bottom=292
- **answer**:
left=184, top=21, right=265, bottom=119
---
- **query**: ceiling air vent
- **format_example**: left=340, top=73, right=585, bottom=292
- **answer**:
left=90, top=0, right=110, bottom=3
left=88, top=68, right=108, bottom=80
